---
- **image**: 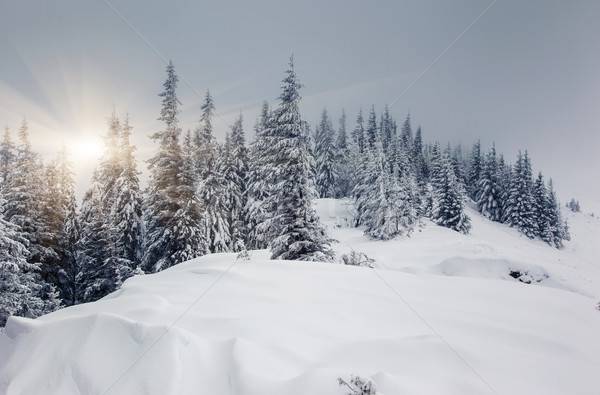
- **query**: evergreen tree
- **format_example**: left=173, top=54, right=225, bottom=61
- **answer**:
left=358, top=142, right=418, bottom=240
left=262, top=57, right=334, bottom=261
left=399, top=112, right=413, bottom=154
left=0, top=193, right=60, bottom=326
left=223, top=114, right=248, bottom=252
left=352, top=108, right=366, bottom=154
left=110, top=116, right=144, bottom=283
left=0, top=126, right=15, bottom=187
left=532, top=171, right=552, bottom=244
left=57, top=194, right=81, bottom=306
left=335, top=109, right=352, bottom=198
left=314, top=108, right=337, bottom=198
left=194, top=89, right=217, bottom=180
left=380, top=105, right=395, bottom=157
left=467, top=140, right=482, bottom=199
left=246, top=101, right=274, bottom=249
left=497, top=154, right=511, bottom=221
left=476, top=143, right=502, bottom=221
left=201, top=141, right=231, bottom=253
left=77, top=171, right=112, bottom=303
left=432, top=155, right=471, bottom=234
left=365, top=106, right=378, bottom=151
left=143, top=61, right=203, bottom=272
left=38, top=144, right=75, bottom=299
left=503, top=151, right=537, bottom=238
left=4, top=119, right=49, bottom=267
left=412, top=125, right=427, bottom=184
left=547, top=179, right=570, bottom=247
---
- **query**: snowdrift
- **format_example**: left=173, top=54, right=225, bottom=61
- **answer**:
left=1, top=200, right=600, bottom=395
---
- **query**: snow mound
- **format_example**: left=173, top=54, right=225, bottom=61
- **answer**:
left=2, top=254, right=600, bottom=395
left=2, top=200, right=600, bottom=394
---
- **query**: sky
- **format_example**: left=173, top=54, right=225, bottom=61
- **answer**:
left=1, top=0, right=599, bottom=204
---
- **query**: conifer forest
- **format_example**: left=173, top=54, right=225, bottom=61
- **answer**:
left=0, top=59, right=570, bottom=326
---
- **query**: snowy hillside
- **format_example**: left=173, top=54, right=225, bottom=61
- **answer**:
left=1, top=200, right=599, bottom=395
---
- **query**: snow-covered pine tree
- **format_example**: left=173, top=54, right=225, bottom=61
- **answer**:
left=532, top=171, right=553, bottom=244
left=245, top=101, right=274, bottom=249
left=0, top=192, right=60, bottom=327
left=262, top=57, right=334, bottom=261
left=194, top=89, right=217, bottom=180
left=57, top=193, right=81, bottom=306
left=0, top=126, right=15, bottom=187
left=547, top=178, right=570, bottom=247
left=77, top=170, right=112, bottom=303
left=399, top=112, right=413, bottom=155
left=466, top=140, right=482, bottom=200
left=223, top=114, right=248, bottom=252
left=365, top=106, right=378, bottom=151
left=365, top=146, right=418, bottom=239
left=174, top=130, right=209, bottom=261
left=110, top=116, right=145, bottom=284
left=432, top=155, right=471, bottom=234
left=497, top=154, right=511, bottom=221
left=412, top=125, right=428, bottom=185
left=352, top=108, right=366, bottom=154
left=503, top=150, right=537, bottom=238
left=143, top=61, right=203, bottom=272
left=314, top=108, right=337, bottom=198
left=476, top=143, right=503, bottom=222
left=38, top=144, right=76, bottom=299
left=335, top=109, right=352, bottom=198
left=3, top=119, right=49, bottom=267
left=380, top=105, right=395, bottom=157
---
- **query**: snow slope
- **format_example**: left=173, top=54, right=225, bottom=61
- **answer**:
left=1, top=200, right=599, bottom=395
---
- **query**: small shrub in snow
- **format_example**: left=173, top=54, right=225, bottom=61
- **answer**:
left=567, top=199, right=581, bottom=212
left=340, top=251, right=374, bottom=268
left=236, top=249, right=250, bottom=261
left=338, top=375, right=378, bottom=395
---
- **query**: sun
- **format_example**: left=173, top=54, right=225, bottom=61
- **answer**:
left=67, top=135, right=104, bottom=163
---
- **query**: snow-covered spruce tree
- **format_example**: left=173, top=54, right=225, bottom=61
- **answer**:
left=57, top=194, right=81, bottom=306
left=245, top=101, right=274, bottom=249
left=194, top=89, right=217, bottom=180
left=77, top=170, right=112, bottom=303
left=176, top=130, right=209, bottom=260
left=399, top=112, right=413, bottom=155
left=432, top=155, right=471, bottom=234
left=380, top=105, right=396, bottom=158
left=261, top=57, right=334, bottom=261
left=352, top=108, right=366, bottom=154
left=110, top=116, right=144, bottom=284
left=547, top=178, right=570, bottom=247
left=335, top=109, right=352, bottom=198
left=0, top=126, right=15, bottom=187
left=314, top=108, right=337, bottom=198
left=3, top=119, right=50, bottom=268
left=365, top=105, right=378, bottom=151
left=412, top=125, right=428, bottom=185
left=200, top=152, right=230, bottom=253
left=466, top=140, right=483, bottom=200
left=503, top=150, right=537, bottom=238
left=0, top=193, right=60, bottom=327
left=38, top=144, right=76, bottom=300
left=223, top=114, right=248, bottom=252
left=532, top=172, right=551, bottom=243
left=476, top=143, right=503, bottom=222
left=143, top=61, right=205, bottom=272
left=497, top=154, right=511, bottom=221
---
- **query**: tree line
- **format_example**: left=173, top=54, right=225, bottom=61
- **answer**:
left=0, top=58, right=569, bottom=326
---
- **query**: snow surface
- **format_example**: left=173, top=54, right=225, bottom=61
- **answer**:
left=1, top=199, right=600, bottom=394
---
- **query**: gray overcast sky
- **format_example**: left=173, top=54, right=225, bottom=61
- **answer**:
left=1, top=0, right=599, bottom=203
